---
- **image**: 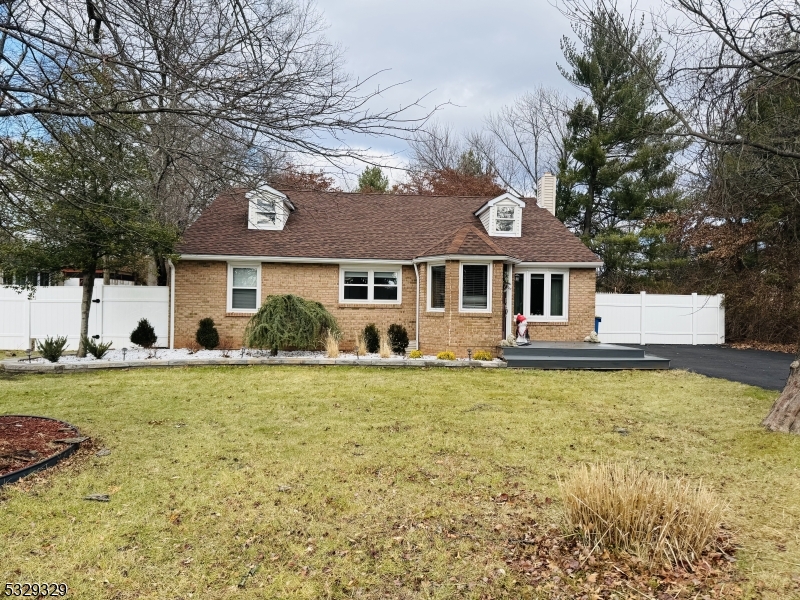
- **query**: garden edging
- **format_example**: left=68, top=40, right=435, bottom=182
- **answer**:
left=0, top=357, right=507, bottom=373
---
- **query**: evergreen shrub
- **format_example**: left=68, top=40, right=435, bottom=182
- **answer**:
left=436, top=351, right=456, bottom=360
left=387, top=323, right=409, bottom=354
left=130, top=318, right=157, bottom=348
left=195, top=318, right=220, bottom=350
left=37, top=336, right=68, bottom=363
left=244, top=294, right=339, bottom=355
left=409, top=350, right=423, bottom=359
left=472, top=350, right=493, bottom=361
left=81, top=335, right=113, bottom=359
left=363, top=323, right=380, bottom=353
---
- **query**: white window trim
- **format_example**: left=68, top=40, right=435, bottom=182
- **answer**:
left=491, top=205, right=520, bottom=237
left=517, top=268, right=569, bottom=322
left=426, top=262, right=445, bottom=312
left=227, top=262, right=262, bottom=313
left=459, top=261, right=493, bottom=313
left=339, top=265, right=402, bottom=304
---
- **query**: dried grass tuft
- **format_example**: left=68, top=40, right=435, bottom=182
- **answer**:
left=379, top=333, right=391, bottom=358
left=324, top=330, right=340, bottom=358
left=560, top=462, right=725, bottom=568
left=355, top=333, right=367, bottom=357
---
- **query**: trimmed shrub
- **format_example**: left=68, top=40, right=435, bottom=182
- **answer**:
left=409, top=349, right=423, bottom=359
left=196, top=318, right=220, bottom=350
left=37, top=336, right=68, bottom=363
left=130, top=318, right=158, bottom=348
left=363, top=323, right=380, bottom=354
left=436, top=350, right=456, bottom=360
left=472, top=350, right=492, bottom=361
left=81, top=335, right=113, bottom=359
left=387, top=323, right=409, bottom=354
left=244, top=294, right=339, bottom=355
left=561, top=462, right=724, bottom=567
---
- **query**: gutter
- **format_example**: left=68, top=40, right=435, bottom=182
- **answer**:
left=413, top=263, right=420, bottom=351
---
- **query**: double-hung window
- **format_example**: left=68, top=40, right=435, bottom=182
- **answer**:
left=495, top=207, right=516, bottom=233
left=460, top=263, right=492, bottom=312
left=428, top=264, right=445, bottom=311
left=517, top=270, right=568, bottom=321
left=340, top=267, right=401, bottom=303
left=254, top=198, right=277, bottom=226
left=227, top=263, right=261, bottom=312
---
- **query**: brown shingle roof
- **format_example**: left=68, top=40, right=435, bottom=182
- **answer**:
left=177, top=189, right=600, bottom=263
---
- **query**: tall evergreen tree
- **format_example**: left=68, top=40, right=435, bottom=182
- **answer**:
left=558, top=7, right=684, bottom=290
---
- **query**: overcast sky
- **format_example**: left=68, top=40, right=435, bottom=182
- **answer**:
left=315, top=0, right=580, bottom=185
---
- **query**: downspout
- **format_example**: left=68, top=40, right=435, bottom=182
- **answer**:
left=413, top=262, right=420, bottom=351
left=505, top=262, right=514, bottom=340
left=168, top=259, right=176, bottom=350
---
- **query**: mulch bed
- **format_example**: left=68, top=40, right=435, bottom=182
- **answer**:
left=504, top=519, right=741, bottom=599
left=0, top=416, right=80, bottom=478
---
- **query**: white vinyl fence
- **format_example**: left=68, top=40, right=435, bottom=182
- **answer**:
left=596, top=292, right=725, bottom=345
left=0, top=283, right=169, bottom=350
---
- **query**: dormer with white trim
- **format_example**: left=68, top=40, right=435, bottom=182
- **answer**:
left=246, top=185, right=295, bottom=230
left=474, top=192, right=526, bottom=237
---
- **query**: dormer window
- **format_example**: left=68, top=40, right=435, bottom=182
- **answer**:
left=255, top=198, right=276, bottom=226
left=247, top=184, right=295, bottom=231
left=474, top=192, right=526, bottom=237
left=495, top=206, right=516, bottom=232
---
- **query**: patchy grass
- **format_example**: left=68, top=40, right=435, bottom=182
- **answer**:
left=0, top=367, right=798, bottom=599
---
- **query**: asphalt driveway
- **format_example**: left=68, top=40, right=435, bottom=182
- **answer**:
left=642, top=344, right=796, bottom=391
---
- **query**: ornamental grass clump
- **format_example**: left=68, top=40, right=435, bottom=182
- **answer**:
left=379, top=333, right=391, bottom=358
left=560, top=462, right=725, bottom=568
left=324, top=330, right=340, bottom=358
left=244, top=294, right=339, bottom=356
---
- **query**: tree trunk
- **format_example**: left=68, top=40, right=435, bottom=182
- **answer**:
left=77, top=265, right=96, bottom=358
left=762, top=360, right=800, bottom=433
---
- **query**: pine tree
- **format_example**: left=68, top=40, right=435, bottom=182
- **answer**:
left=357, top=166, right=389, bottom=193
left=558, top=7, right=684, bottom=290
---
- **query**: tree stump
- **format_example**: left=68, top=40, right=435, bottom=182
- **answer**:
left=762, top=360, right=800, bottom=434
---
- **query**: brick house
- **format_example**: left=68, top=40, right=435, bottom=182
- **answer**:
left=170, top=177, right=601, bottom=357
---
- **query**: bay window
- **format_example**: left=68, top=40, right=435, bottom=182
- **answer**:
left=340, top=266, right=401, bottom=303
left=428, top=264, right=445, bottom=311
left=460, top=263, right=492, bottom=312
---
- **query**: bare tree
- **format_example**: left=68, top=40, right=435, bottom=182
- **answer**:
left=1, top=0, right=435, bottom=286
left=469, top=86, right=571, bottom=196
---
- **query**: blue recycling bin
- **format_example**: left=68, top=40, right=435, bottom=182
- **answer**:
left=594, top=316, right=602, bottom=333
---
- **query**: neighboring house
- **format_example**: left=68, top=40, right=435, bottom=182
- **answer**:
left=171, top=175, right=602, bottom=357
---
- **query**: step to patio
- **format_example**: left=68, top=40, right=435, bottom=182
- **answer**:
left=501, top=342, right=670, bottom=370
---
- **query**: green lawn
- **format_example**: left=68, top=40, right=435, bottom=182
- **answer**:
left=1, top=366, right=798, bottom=599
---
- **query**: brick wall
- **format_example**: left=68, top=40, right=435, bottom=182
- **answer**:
left=417, top=260, right=505, bottom=358
left=174, top=261, right=596, bottom=354
left=524, top=268, right=596, bottom=342
left=173, top=261, right=416, bottom=350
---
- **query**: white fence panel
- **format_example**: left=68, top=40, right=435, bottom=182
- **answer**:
left=596, top=292, right=724, bottom=345
left=0, top=283, right=169, bottom=350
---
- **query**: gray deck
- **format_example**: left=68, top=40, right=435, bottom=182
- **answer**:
left=501, top=342, right=669, bottom=370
